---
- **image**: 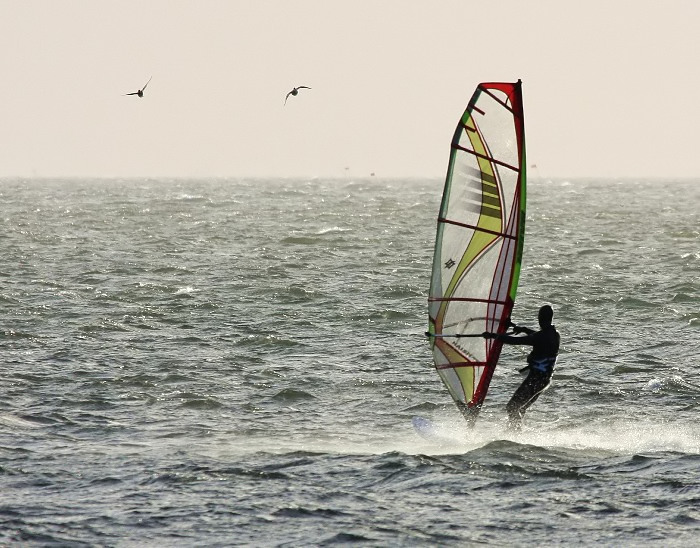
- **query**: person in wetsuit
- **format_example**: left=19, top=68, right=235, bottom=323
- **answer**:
left=482, top=305, right=560, bottom=429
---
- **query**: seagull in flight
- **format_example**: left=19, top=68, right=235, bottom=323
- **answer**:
left=285, top=85, right=311, bottom=105
left=125, top=76, right=152, bottom=98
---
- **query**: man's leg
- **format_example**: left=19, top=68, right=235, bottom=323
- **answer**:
left=506, top=374, right=551, bottom=429
left=506, top=379, right=533, bottom=430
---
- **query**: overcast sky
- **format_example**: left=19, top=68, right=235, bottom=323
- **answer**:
left=2, top=0, right=699, bottom=179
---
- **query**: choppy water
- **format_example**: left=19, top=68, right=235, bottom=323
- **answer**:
left=1, top=177, right=699, bottom=546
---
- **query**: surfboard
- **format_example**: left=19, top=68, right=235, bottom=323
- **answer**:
left=412, top=416, right=454, bottom=444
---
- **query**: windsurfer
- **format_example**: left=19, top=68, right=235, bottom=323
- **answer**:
left=482, top=305, right=560, bottom=429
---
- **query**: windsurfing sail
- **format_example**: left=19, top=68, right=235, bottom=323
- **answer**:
left=427, top=80, right=526, bottom=426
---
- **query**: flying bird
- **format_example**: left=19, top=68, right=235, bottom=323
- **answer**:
left=125, top=76, right=152, bottom=98
left=284, top=86, right=311, bottom=105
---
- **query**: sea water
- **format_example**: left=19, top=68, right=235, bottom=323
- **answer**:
left=1, top=177, right=699, bottom=545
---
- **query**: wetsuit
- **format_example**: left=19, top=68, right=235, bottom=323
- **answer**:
left=497, top=324, right=560, bottom=428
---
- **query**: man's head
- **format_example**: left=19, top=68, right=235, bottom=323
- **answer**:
left=538, top=304, right=554, bottom=327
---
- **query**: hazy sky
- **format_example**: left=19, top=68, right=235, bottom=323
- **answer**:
left=2, top=0, right=699, bottom=179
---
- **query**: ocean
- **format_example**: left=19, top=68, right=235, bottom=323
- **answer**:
left=1, top=177, right=699, bottom=546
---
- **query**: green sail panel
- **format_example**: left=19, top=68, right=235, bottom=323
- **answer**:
left=427, top=81, right=526, bottom=426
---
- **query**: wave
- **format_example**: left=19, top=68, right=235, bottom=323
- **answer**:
left=226, top=414, right=700, bottom=458
left=271, top=388, right=316, bottom=402
left=234, top=334, right=304, bottom=349
left=644, top=375, right=700, bottom=395
left=315, top=226, right=351, bottom=235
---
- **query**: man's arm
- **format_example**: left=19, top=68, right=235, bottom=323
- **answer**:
left=505, top=318, right=535, bottom=336
left=511, top=324, right=536, bottom=336
left=482, top=332, right=536, bottom=345
left=497, top=332, right=536, bottom=345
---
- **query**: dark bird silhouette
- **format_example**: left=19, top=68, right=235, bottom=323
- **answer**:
left=285, top=85, right=311, bottom=105
left=125, top=76, right=152, bottom=98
